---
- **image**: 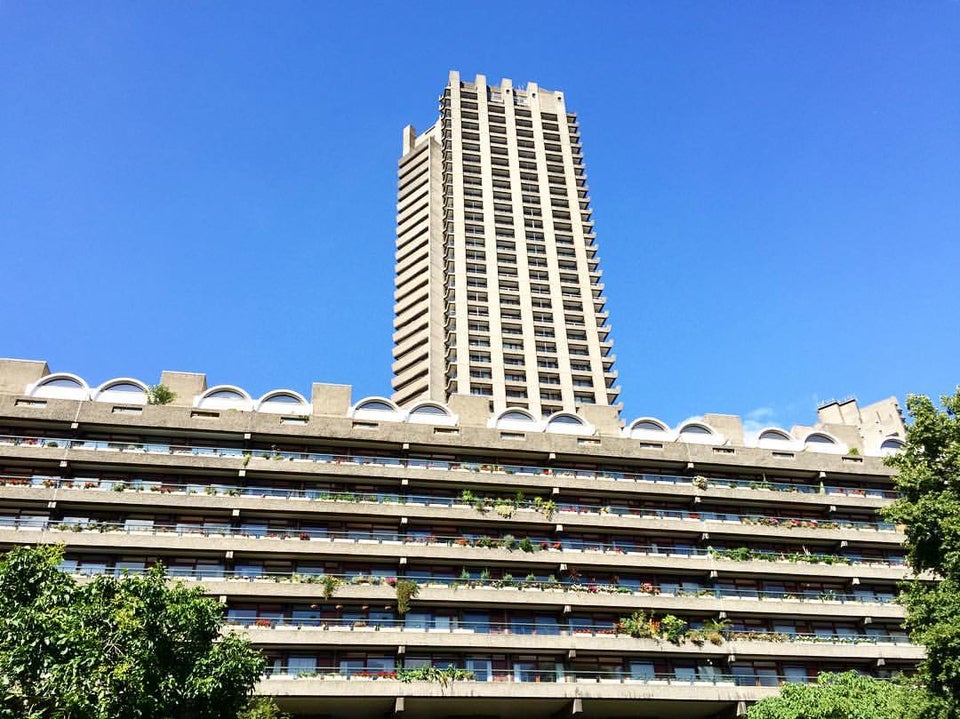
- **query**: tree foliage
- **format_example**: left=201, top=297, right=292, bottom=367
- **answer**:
left=883, top=391, right=960, bottom=718
left=237, top=698, right=291, bottom=719
left=746, top=671, right=928, bottom=719
left=0, top=545, right=266, bottom=719
left=146, top=384, right=177, bottom=405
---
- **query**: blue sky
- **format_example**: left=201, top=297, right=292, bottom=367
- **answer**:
left=2, top=2, right=958, bottom=428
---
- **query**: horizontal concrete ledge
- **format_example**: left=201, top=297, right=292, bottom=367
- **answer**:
left=261, top=676, right=780, bottom=702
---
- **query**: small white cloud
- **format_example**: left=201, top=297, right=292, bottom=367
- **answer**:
left=743, top=406, right=776, bottom=433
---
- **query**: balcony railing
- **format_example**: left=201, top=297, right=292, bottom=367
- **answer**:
left=0, top=434, right=898, bottom=499
left=230, top=617, right=911, bottom=646
left=260, top=666, right=890, bottom=688
left=0, top=514, right=906, bottom=571
left=0, top=473, right=899, bottom=534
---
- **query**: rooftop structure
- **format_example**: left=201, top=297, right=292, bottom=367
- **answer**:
left=0, top=358, right=914, bottom=719
left=393, top=71, right=618, bottom=415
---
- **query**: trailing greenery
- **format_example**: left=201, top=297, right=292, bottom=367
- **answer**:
left=882, top=391, right=960, bottom=718
left=397, top=666, right=474, bottom=685
left=394, top=579, right=419, bottom=615
left=146, top=384, right=177, bottom=405
left=458, top=489, right=557, bottom=520
left=708, top=546, right=853, bottom=565
left=0, top=545, right=265, bottom=719
left=319, top=574, right=341, bottom=601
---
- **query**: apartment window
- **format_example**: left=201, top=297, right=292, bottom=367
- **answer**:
left=540, top=390, right=562, bottom=401
left=469, top=353, right=491, bottom=363
left=469, top=337, right=490, bottom=348
left=468, top=322, right=489, bottom=332
left=536, top=342, right=556, bottom=353
left=470, top=385, right=493, bottom=396
left=504, top=373, right=526, bottom=382
left=470, top=370, right=492, bottom=380
left=503, top=341, right=524, bottom=350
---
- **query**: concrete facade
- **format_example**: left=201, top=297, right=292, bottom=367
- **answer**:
left=0, top=358, right=915, bottom=719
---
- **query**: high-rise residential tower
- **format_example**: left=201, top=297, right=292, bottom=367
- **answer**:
left=392, top=71, right=619, bottom=416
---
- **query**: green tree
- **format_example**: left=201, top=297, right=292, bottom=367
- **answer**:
left=883, top=390, right=960, bottom=718
left=0, top=545, right=266, bottom=719
left=746, top=671, right=927, bottom=719
left=146, top=383, right=177, bottom=405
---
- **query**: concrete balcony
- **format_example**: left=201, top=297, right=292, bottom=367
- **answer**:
left=240, top=625, right=922, bottom=663
left=262, top=675, right=779, bottom=719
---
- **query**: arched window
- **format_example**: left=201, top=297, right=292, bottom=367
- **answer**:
left=351, top=397, right=403, bottom=422
left=549, top=414, right=583, bottom=425
left=407, top=402, right=456, bottom=426
left=631, top=420, right=667, bottom=432
left=356, top=399, right=397, bottom=412
left=545, top=412, right=591, bottom=435
left=491, top=408, right=540, bottom=430
left=679, top=424, right=713, bottom=436
left=29, top=374, right=89, bottom=400
left=93, top=378, right=149, bottom=405
left=500, top=410, right=535, bottom=422
left=258, top=391, right=310, bottom=415
left=803, top=432, right=844, bottom=454
left=409, top=404, right=449, bottom=417
left=880, top=438, right=905, bottom=456
left=101, top=382, right=145, bottom=393
left=678, top=422, right=722, bottom=446
left=196, top=386, right=254, bottom=411
left=758, top=429, right=791, bottom=442
left=207, top=390, right=245, bottom=400
left=43, top=377, right=84, bottom=388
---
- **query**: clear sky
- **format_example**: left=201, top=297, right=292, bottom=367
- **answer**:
left=2, top=1, right=958, bottom=429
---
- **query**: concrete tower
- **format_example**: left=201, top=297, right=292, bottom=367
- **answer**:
left=392, top=71, right=619, bottom=417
